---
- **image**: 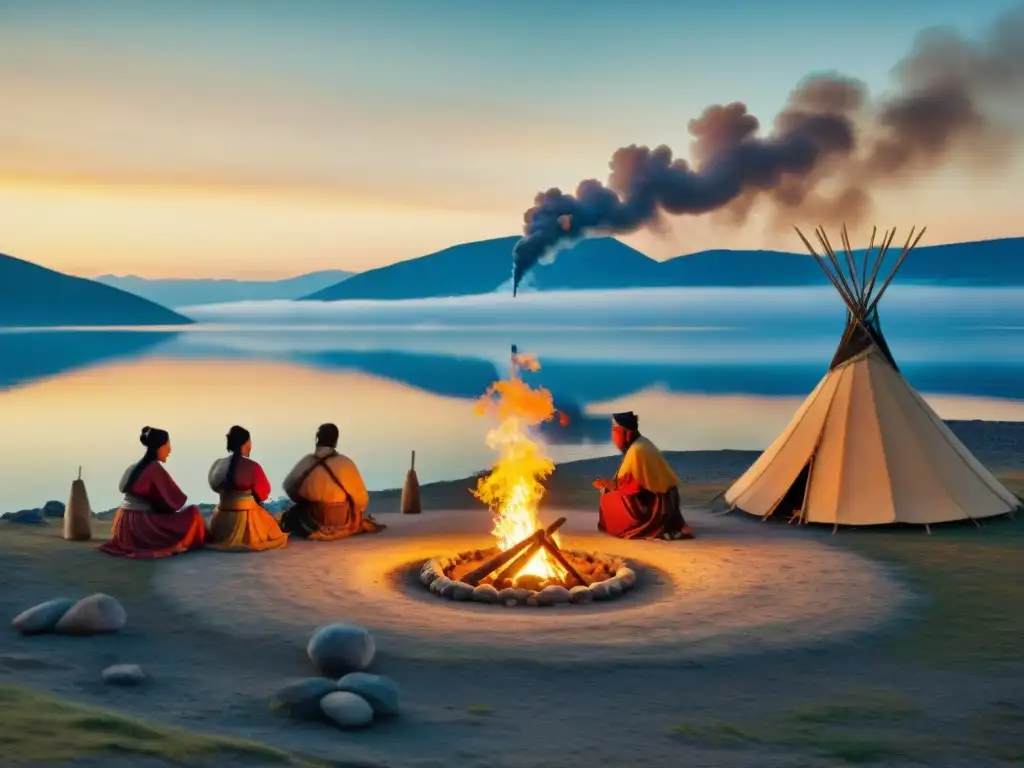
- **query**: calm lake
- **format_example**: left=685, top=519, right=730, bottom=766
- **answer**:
left=3, top=286, right=1023, bottom=512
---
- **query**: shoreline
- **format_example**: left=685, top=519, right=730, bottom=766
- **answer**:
left=3, top=418, right=1021, bottom=523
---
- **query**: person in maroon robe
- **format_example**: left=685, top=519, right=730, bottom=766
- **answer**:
left=593, top=412, right=694, bottom=540
left=97, top=426, right=207, bottom=558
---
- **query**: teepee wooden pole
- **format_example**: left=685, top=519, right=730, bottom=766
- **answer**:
left=839, top=224, right=862, bottom=300
left=817, top=229, right=860, bottom=309
left=863, top=227, right=897, bottom=310
left=859, top=226, right=876, bottom=309
left=864, top=226, right=927, bottom=319
left=410, top=450, right=415, bottom=470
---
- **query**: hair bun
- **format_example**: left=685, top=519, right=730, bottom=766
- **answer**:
left=139, top=426, right=151, bottom=445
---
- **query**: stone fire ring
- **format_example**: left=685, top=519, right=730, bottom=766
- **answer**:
left=421, top=550, right=633, bottom=607
left=153, top=508, right=913, bottom=665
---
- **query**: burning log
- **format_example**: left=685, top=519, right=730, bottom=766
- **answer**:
left=539, top=534, right=589, bottom=587
left=492, top=517, right=568, bottom=585
left=462, top=516, right=567, bottom=586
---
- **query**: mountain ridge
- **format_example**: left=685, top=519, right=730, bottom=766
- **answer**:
left=97, top=269, right=353, bottom=308
left=0, top=252, right=191, bottom=327
left=303, top=235, right=1024, bottom=301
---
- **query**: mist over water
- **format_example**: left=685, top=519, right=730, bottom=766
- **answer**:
left=1, top=287, right=1022, bottom=512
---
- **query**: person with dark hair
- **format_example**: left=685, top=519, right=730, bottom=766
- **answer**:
left=278, top=422, right=384, bottom=540
left=592, top=412, right=695, bottom=540
left=98, top=427, right=207, bottom=558
left=206, top=425, right=288, bottom=552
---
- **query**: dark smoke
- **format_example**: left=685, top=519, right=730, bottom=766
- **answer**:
left=511, top=5, right=1024, bottom=294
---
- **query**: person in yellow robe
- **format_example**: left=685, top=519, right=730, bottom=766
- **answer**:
left=277, top=423, right=385, bottom=541
left=593, top=411, right=694, bottom=540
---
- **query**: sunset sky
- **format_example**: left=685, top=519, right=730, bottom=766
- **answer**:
left=1, top=0, right=1021, bottom=279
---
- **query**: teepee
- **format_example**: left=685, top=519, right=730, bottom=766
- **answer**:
left=717, top=225, right=1021, bottom=528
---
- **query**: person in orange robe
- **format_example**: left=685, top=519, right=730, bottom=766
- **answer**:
left=206, top=425, right=288, bottom=552
left=98, top=426, right=207, bottom=558
left=278, top=422, right=384, bottom=541
left=593, top=411, right=694, bottom=540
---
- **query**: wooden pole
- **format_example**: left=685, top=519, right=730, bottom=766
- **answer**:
left=461, top=516, right=567, bottom=586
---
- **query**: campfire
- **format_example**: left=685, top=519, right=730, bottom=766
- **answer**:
left=420, top=347, right=637, bottom=607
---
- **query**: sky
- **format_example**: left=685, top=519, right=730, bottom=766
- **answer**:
left=1, top=0, right=1022, bottom=279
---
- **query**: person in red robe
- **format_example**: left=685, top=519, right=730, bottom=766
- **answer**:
left=97, top=426, right=207, bottom=559
left=206, top=425, right=289, bottom=552
left=593, top=411, right=695, bottom=540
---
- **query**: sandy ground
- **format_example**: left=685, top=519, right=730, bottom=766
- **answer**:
left=3, top=505, right=1021, bottom=768
left=2, top=424, right=1023, bottom=767
left=154, top=509, right=911, bottom=665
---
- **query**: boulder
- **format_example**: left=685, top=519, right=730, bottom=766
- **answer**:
left=337, top=672, right=400, bottom=716
left=472, top=584, right=500, bottom=604
left=497, top=588, right=531, bottom=606
left=615, top=567, right=637, bottom=590
left=42, top=501, right=66, bottom=519
left=3, top=509, right=46, bottom=525
left=54, top=593, right=127, bottom=635
left=320, top=691, right=374, bottom=729
left=569, top=585, right=595, bottom=605
left=449, top=582, right=474, bottom=601
left=271, top=677, right=339, bottom=719
left=102, top=664, right=145, bottom=686
left=307, top=623, right=375, bottom=677
left=536, top=585, right=572, bottom=606
left=12, top=598, right=77, bottom=635
left=430, top=576, right=453, bottom=595
left=589, top=579, right=623, bottom=601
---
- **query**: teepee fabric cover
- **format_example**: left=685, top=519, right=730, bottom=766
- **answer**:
left=723, top=225, right=1020, bottom=526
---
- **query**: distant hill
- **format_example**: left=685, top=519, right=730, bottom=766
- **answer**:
left=303, top=235, right=1024, bottom=301
left=0, top=252, right=191, bottom=327
left=302, top=237, right=664, bottom=301
left=97, top=270, right=354, bottom=308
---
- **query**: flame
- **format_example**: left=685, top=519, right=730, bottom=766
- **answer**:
left=473, top=353, right=563, bottom=580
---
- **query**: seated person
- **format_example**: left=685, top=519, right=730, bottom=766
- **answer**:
left=98, top=426, right=207, bottom=558
left=206, top=425, right=289, bottom=552
left=594, top=411, right=694, bottom=540
left=277, top=423, right=384, bottom=541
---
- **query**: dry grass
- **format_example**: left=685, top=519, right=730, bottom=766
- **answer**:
left=0, top=684, right=328, bottom=766
left=670, top=691, right=1024, bottom=764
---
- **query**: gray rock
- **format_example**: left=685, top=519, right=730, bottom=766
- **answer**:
left=569, top=585, right=595, bottom=604
left=590, top=579, right=624, bottom=601
left=536, top=585, right=572, bottom=606
left=615, top=567, right=637, bottom=590
left=42, top=501, right=66, bottom=519
left=271, top=677, right=339, bottom=719
left=430, top=576, right=453, bottom=595
left=526, top=596, right=539, bottom=607
left=439, top=580, right=459, bottom=599
left=337, top=672, right=399, bottom=716
left=12, top=598, right=77, bottom=635
left=55, top=594, right=126, bottom=635
left=472, top=584, right=500, bottom=604
left=2, top=509, right=46, bottom=525
left=102, top=664, right=145, bottom=686
left=307, top=623, right=375, bottom=677
left=320, top=691, right=374, bottom=729
left=450, top=582, right=474, bottom=601
left=497, top=588, right=531, bottom=606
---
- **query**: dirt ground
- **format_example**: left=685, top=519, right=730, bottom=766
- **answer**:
left=1, top=446, right=1023, bottom=767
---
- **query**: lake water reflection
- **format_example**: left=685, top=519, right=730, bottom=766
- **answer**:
left=2, top=287, right=1022, bottom=512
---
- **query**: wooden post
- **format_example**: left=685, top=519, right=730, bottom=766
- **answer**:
left=401, top=450, right=421, bottom=515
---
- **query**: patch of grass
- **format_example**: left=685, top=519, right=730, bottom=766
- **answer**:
left=844, top=508, right=1024, bottom=666
left=0, top=521, right=157, bottom=600
left=466, top=704, right=493, bottom=716
left=789, top=692, right=920, bottom=725
left=669, top=718, right=905, bottom=764
left=669, top=692, right=928, bottom=764
left=0, top=684, right=323, bottom=766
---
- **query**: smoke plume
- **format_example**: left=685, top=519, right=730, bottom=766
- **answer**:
left=512, top=5, right=1024, bottom=293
